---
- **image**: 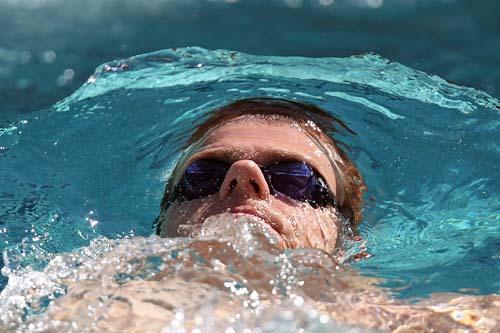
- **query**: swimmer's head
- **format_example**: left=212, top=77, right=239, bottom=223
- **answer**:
left=156, top=98, right=366, bottom=252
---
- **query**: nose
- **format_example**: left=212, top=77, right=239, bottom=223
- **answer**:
left=219, top=160, right=270, bottom=200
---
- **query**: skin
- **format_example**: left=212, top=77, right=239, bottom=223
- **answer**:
left=158, top=116, right=346, bottom=253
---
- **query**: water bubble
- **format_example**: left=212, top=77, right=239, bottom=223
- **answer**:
left=56, top=76, right=67, bottom=87
left=318, top=0, right=335, bottom=6
left=41, top=50, right=56, bottom=63
left=285, top=0, right=303, bottom=8
left=63, top=69, right=75, bottom=80
left=366, top=0, right=383, bottom=8
left=293, top=295, right=304, bottom=306
left=319, top=314, right=329, bottom=324
left=19, top=51, right=31, bottom=64
left=56, top=69, right=75, bottom=86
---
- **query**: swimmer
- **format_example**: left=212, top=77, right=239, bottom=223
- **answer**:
left=36, top=98, right=499, bottom=332
left=155, top=98, right=366, bottom=253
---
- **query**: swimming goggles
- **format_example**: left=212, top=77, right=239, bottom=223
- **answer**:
left=170, top=159, right=336, bottom=208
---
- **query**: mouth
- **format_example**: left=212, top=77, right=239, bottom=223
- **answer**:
left=229, top=207, right=283, bottom=239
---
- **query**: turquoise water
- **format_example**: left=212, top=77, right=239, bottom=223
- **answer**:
left=1, top=47, right=498, bottom=308
left=2, top=0, right=500, bottom=118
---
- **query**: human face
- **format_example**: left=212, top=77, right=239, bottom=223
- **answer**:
left=158, top=116, right=344, bottom=253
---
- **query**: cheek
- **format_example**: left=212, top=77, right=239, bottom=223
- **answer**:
left=162, top=198, right=217, bottom=236
left=281, top=204, right=340, bottom=251
left=316, top=208, right=341, bottom=251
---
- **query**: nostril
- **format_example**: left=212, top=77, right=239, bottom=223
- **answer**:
left=228, top=179, right=238, bottom=193
left=249, top=179, right=260, bottom=195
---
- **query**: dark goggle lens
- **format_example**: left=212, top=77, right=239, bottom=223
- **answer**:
left=176, top=159, right=228, bottom=200
left=266, top=162, right=332, bottom=206
left=265, top=162, right=312, bottom=200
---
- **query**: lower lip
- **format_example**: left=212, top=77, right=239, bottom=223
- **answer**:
left=231, top=212, right=263, bottom=220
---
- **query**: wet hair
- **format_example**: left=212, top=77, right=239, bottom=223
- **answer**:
left=157, top=98, right=367, bottom=233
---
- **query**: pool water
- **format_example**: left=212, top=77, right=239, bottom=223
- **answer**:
left=0, top=47, right=498, bottom=331
left=2, top=0, right=500, bottom=119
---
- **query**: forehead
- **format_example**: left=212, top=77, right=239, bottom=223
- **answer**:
left=203, top=118, right=317, bottom=161
left=185, top=117, right=338, bottom=190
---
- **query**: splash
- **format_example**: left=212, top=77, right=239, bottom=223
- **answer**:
left=1, top=215, right=374, bottom=332
left=2, top=214, right=498, bottom=332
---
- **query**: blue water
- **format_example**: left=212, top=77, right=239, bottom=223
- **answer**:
left=1, top=47, right=499, bottom=304
left=1, top=0, right=499, bottom=119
